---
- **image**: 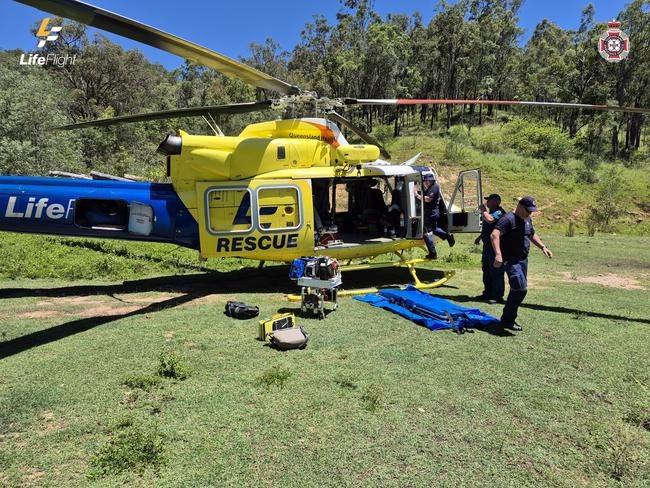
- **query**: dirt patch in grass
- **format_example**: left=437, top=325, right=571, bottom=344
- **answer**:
left=559, top=272, right=644, bottom=290
left=19, top=466, right=45, bottom=486
left=38, top=410, right=69, bottom=433
left=111, top=292, right=183, bottom=304
left=58, top=296, right=106, bottom=305
left=8, top=291, right=236, bottom=322
left=78, top=305, right=141, bottom=317
left=16, top=310, right=63, bottom=319
left=526, top=276, right=554, bottom=290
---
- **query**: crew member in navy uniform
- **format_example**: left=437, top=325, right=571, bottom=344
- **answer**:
left=415, top=173, right=455, bottom=259
left=474, top=193, right=505, bottom=303
left=491, top=196, right=553, bottom=331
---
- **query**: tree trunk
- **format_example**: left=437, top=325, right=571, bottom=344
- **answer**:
left=394, top=107, right=400, bottom=137
left=612, top=124, right=619, bottom=157
left=630, top=114, right=643, bottom=150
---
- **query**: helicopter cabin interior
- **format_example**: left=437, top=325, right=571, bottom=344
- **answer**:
left=312, top=174, right=420, bottom=248
left=309, top=167, right=483, bottom=250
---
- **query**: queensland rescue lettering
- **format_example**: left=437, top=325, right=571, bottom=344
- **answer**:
left=216, top=233, right=298, bottom=252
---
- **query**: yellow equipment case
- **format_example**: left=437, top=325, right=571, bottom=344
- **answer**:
left=258, top=313, right=297, bottom=342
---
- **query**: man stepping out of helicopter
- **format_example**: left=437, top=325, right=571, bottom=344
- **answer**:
left=416, top=173, right=455, bottom=259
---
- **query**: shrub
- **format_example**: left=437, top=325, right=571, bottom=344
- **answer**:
left=576, top=160, right=599, bottom=184
left=259, top=368, right=292, bottom=389
left=627, top=146, right=650, bottom=169
left=447, top=125, right=470, bottom=142
left=586, top=215, right=598, bottom=237
left=565, top=221, right=576, bottom=237
left=442, top=250, right=473, bottom=264
left=502, top=118, right=573, bottom=163
left=334, top=377, right=358, bottom=390
left=443, top=140, right=466, bottom=164
left=596, top=424, right=647, bottom=481
left=470, top=126, right=502, bottom=153
left=123, top=374, right=161, bottom=391
left=157, top=350, right=190, bottom=380
left=89, top=421, right=165, bottom=478
left=361, top=384, right=382, bottom=412
left=372, top=124, right=393, bottom=145
left=586, top=168, right=628, bottom=232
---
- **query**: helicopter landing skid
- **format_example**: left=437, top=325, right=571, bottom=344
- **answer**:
left=286, top=255, right=455, bottom=301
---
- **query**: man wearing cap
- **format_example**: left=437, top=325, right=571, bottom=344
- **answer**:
left=416, top=173, right=455, bottom=259
left=491, top=196, right=553, bottom=331
left=474, top=194, right=506, bottom=303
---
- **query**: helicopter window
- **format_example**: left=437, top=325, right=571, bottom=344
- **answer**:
left=206, top=187, right=254, bottom=234
left=256, top=186, right=301, bottom=232
left=277, top=146, right=286, bottom=160
left=74, top=198, right=129, bottom=230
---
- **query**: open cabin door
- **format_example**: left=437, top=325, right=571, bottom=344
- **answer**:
left=404, top=172, right=424, bottom=239
left=446, top=169, right=482, bottom=233
left=195, top=179, right=313, bottom=261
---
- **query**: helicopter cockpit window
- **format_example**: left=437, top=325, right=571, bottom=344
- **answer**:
left=256, top=186, right=301, bottom=232
left=206, top=188, right=254, bottom=234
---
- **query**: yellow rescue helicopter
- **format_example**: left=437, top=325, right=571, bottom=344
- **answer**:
left=6, top=0, right=650, bottom=295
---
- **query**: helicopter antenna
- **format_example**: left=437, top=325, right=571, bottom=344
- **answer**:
left=202, top=115, right=219, bottom=136
left=207, top=113, right=224, bottom=136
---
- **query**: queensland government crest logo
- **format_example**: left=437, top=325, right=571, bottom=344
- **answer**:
left=598, top=20, right=629, bottom=62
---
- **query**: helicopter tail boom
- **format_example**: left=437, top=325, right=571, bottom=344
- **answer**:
left=0, top=176, right=199, bottom=249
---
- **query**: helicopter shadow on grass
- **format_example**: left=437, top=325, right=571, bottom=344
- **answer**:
left=0, top=265, right=451, bottom=300
left=0, top=265, right=451, bottom=359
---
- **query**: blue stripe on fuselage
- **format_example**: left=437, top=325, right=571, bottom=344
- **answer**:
left=0, top=176, right=199, bottom=249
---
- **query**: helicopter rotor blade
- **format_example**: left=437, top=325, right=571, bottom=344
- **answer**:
left=326, top=111, right=391, bottom=160
left=58, top=101, right=275, bottom=130
left=15, top=0, right=301, bottom=96
left=344, top=98, right=650, bottom=114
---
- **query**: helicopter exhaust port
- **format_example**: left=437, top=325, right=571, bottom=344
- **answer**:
left=157, top=134, right=182, bottom=155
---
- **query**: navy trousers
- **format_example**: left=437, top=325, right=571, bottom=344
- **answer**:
left=481, top=244, right=505, bottom=300
left=501, top=258, right=528, bottom=325
left=423, top=210, right=449, bottom=255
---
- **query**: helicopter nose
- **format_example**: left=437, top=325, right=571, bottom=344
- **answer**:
left=157, top=134, right=183, bottom=155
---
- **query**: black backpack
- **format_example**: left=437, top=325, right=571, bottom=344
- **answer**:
left=225, top=301, right=259, bottom=319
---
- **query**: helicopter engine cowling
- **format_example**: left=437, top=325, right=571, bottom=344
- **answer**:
left=335, top=144, right=380, bottom=164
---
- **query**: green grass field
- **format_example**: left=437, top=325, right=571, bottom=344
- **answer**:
left=1, top=123, right=649, bottom=486
left=0, top=232, right=648, bottom=487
